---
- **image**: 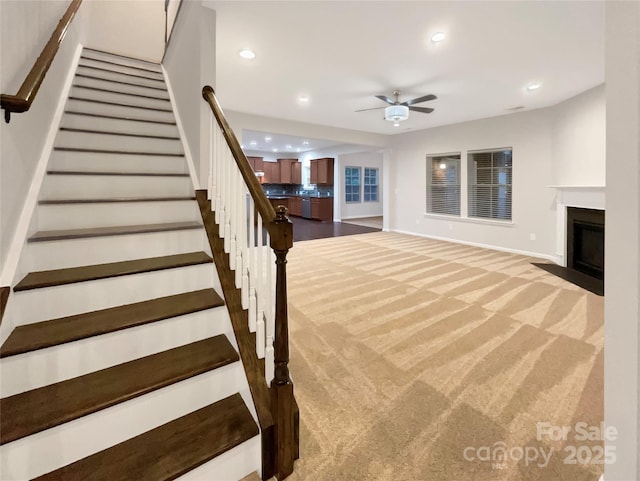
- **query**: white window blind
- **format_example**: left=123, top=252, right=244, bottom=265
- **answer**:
left=468, top=149, right=512, bottom=221
left=426, top=154, right=461, bottom=216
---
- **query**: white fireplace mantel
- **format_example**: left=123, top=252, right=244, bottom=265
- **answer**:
left=549, top=185, right=605, bottom=266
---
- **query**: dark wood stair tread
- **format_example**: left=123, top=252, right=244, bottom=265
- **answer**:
left=39, top=196, right=195, bottom=205
left=27, top=221, right=202, bottom=244
left=0, top=336, right=239, bottom=445
left=34, top=393, right=258, bottom=481
left=14, top=251, right=211, bottom=291
left=0, top=289, right=224, bottom=358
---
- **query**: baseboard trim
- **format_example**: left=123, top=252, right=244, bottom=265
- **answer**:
left=391, top=229, right=557, bottom=263
left=0, top=42, right=83, bottom=287
left=162, top=65, right=200, bottom=190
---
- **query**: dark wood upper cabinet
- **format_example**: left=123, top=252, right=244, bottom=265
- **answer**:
left=263, top=162, right=281, bottom=184
left=291, top=162, right=302, bottom=184
left=310, top=158, right=334, bottom=185
left=247, top=156, right=264, bottom=172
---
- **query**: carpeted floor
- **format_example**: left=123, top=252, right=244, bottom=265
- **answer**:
left=285, top=231, right=603, bottom=481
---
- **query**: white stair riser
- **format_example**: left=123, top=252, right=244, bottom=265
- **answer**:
left=55, top=130, right=183, bottom=155
left=12, top=263, right=215, bottom=325
left=176, top=436, right=261, bottom=481
left=1, top=308, right=230, bottom=396
left=23, top=229, right=207, bottom=272
left=81, top=51, right=163, bottom=73
left=40, top=174, right=193, bottom=199
left=0, top=365, right=247, bottom=480
left=66, top=98, right=175, bottom=122
left=79, top=58, right=165, bottom=80
left=70, top=85, right=172, bottom=110
left=37, top=201, right=201, bottom=230
left=61, top=112, right=178, bottom=137
left=49, top=150, right=186, bottom=174
left=74, top=74, right=169, bottom=99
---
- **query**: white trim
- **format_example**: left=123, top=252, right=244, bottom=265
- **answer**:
left=0, top=43, right=83, bottom=287
left=392, top=228, right=556, bottom=262
left=161, top=65, right=200, bottom=190
left=423, top=212, right=514, bottom=227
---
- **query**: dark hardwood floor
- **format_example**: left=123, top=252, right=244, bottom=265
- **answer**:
left=290, top=217, right=381, bottom=242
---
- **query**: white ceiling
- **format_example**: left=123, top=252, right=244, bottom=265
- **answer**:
left=204, top=1, right=604, bottom=136
left=240, top=130, right=342, bottom=155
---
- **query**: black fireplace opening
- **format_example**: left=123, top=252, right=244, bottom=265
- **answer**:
left=567, top=207, right=605, bottom=280
left=533, top=207, right=605, bottom=296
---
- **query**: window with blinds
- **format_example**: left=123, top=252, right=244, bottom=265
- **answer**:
left=426, top=154, right=461, bottom=216
left=345, top=166, right=361, bottom=203
left=467, top=149, right=512, bottom=221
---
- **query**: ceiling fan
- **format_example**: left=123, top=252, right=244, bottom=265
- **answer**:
left=356, top=90, right=437, bottom=123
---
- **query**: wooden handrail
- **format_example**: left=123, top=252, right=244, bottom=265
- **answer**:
left=202, top=85, right=296, bottom=478
left=0, top=0, right=82, bottom=123
left=202, top=85, right=277, bottom=224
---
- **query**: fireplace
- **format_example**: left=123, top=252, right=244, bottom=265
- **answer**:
left=567, top=207, right=605, bottom=280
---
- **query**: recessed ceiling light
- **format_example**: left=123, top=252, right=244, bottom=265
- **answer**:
left=302, top=140, right=309, bottom=145
left=265, top=136, right=272, bottom=142
left=298, top=95, right=309, bottom=103
left=394, top=122, right=400, bottom=127
left=526, top=83, right=541, bottom=91
left=241, top=144, right=245, bottom=149
left=286, top=144, right=292, bottom=149
left=239, top=48, right=256, bottom=60
left=431, top=32, right=446, bottom=43
left=250, top=140, right=257, bottom=146
left=296, top=148, right=301, bottom=152
left=273, top=148, right=278, bottom=152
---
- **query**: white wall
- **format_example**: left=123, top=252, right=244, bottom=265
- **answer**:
left=226, top=110, right=388, bottom=150
left=164, top=0, right=216, bottom=190
left=390, top=107, right=556, bottom=259
left=338, top=151, right=383, bottom=219
left=604, top=1, right=640, bottom=480
left=0, top=0, right=85, bottom=281
left=83, top=0, right=165, bottom=63
left=553, top=84, right=606, bottom=186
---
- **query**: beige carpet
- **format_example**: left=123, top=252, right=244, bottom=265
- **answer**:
left=285, top=232, right=603, bottom=481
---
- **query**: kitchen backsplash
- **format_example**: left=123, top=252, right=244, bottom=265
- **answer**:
left=262, top=183, right=334, bottom=197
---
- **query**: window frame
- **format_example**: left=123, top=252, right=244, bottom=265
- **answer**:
left=363, top=167, right=379, bottom=202
left=467, top=148, right=513, bottom=222
left=426, top=153, right=462, bottom=217
left=345, top=166, right=362, bottom=203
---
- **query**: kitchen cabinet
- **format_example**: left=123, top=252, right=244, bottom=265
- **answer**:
left=310, top=157, right=334, bottom=185
left=247, top=156, right=264, bottom=172
left=310, top=197, right=333, bottom=221
left=277, top=159, right=295, bottom=184
left=291, top=162, right=302, bottom=184
left=263, top=162, right=280, bottom=184
left=288, top=197, right=302, bottom=216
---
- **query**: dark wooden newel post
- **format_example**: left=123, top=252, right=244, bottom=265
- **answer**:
left=269, top=206, right=295, bottom=479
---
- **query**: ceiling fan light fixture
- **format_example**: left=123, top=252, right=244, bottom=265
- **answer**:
left=385, top=105, right=409, bottom=122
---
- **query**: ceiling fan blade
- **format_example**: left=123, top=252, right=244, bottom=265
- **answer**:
left=355, top=106, right=387, bottom=112
left=408, top=106, right=434, bottom=114
left=375, top=95, right=397, bottom=105
left=402, top=94, right=437, bottom=106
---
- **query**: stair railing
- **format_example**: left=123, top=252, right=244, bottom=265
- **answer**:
left=202, top=85, right=296, bottom=478
left=0, top=0, right=82, bottom=123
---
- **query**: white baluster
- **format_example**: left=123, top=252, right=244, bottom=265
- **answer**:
left=248, top=197, right=257, bottom=331
left=256, top=214, right=265, bottom=359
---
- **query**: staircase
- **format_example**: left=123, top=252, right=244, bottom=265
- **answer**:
left=0, top=48, right=262, bottom=480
